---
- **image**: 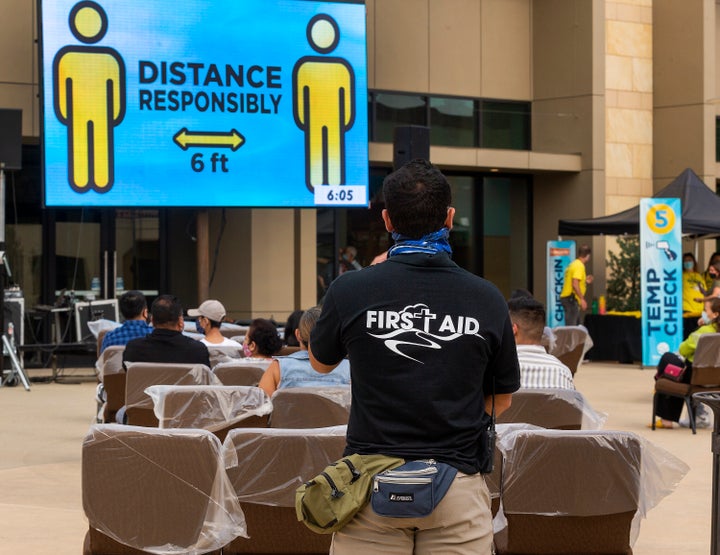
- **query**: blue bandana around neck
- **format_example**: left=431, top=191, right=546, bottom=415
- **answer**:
left=387, top=227, right=453, bottom=257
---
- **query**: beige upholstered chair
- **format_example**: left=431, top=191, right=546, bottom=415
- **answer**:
left=124, top=362, right=218, bottom=427
left=268, top=387, right=351, bottom=428
left=221, top=426, right=346, bottom=554
left=82, top=424, right=245, bottom=555
left=206, top=345, right=244, bottom=368
left=97, top=346, right=125, bottom=423
left=146, top=385, right=272, bottom=441
left=653, top=332, right=720, bottom=433
left=212, top=360, right=272, bottom=387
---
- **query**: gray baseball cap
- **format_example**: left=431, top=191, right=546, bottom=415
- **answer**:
left=188, top=299, right=226, bottom=322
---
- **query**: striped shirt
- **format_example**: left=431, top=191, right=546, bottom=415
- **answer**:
left=516, top=345, right=575, bottom=390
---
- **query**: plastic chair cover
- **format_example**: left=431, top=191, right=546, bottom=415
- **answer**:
left=125, top=363, right=219, bottom=413
left=269, top=387, right=352, bottom=428
left=222, top=425, right=347, bottom=507
left=97, top=345, right=125, bottom=380
left=550, top=325, right=594, bottom=358
left=146, top=385, right=272, bottom=432
left=82, top=424, right=247, bottom=554
left=497, top=387, right=607, bottom=430
left=495, top=428, right=689, bottom=546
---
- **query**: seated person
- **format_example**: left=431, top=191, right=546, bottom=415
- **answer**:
left=654, top=296, right=720, bottom=429
left=96, top=290, right=152, bottom=417
left=123, top=294, right=210, bottom=368
left=283, top=309, right=304, bottom=347
left=259, top=306, right=350, bottom=397
left=188, top=299, right=241, bottom=347
left=100, top=290, right=152, bottom=352
left=242, top=318, right=283, bottom=360
left=508, top=295, right=575, bottom=390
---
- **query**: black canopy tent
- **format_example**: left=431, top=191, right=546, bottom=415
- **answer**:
left=558, top=168, right=720, bottom=237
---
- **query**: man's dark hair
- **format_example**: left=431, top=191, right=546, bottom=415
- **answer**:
left=578, top=244, right=592, bottom=258
left=382, top=158, right=451, bottom=239
left=248, top=318, right=283, bottom=356
left=118, top=290, right=146, bottom=320
left=150, top=294, right=182, bottom=327
left=508, top=296, right=546, bottom=343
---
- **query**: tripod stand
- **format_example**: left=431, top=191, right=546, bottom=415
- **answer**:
left=0, top=164, right=30, bottom=390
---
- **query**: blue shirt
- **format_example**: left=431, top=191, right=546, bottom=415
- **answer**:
left=101, top=320, right=153, bottom=352
left=278, top=350, right=351, bottom=389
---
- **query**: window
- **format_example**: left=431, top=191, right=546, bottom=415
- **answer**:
left=429, top=97, right=477, bottom=147
left=369, top=92, right=531, bottom=151
left=479, top=100, right=530, bottom=150
left=373, top=93, right=427, bottom=142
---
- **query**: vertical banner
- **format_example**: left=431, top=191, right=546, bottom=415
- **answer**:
left=546, top=241, right=576, bottom=328
left=640, top=198, right=682, bottom=367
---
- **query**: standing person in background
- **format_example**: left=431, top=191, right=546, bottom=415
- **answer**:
left=682, top=253, right=705, bottom=316
left=339, top=245, right=362, bottom=274
left=559, top=245, right=594, bottom=326
left=309, top=159, right=520, bottom=554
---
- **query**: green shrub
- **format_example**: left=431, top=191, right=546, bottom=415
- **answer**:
left=606, top=236, right=641, bottom=312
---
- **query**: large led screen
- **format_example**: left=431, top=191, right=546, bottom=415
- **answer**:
left=40, top=0, right=368, bottom=207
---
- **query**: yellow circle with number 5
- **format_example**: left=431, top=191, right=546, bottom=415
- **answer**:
left=646, top=204, right=676, bottom=234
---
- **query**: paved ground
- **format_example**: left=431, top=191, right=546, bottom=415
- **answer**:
left=0, top=362, right=714, bottom=554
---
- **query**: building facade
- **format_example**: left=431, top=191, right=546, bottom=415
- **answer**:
left=0, top=0, right=717, bottom=326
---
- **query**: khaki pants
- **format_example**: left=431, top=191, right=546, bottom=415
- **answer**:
left=330, top=472, right=494, bottom=555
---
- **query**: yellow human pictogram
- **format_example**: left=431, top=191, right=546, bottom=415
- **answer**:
left=293, top=14, right=355, bottom=192
left=53, top=1, right=125, bottom=193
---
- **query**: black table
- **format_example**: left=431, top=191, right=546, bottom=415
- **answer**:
left=583, top=315, right=698, bottom=364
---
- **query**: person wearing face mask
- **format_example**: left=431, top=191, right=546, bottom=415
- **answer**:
left=652, top=297, right=720, bottom=429
left=682, top=253, right=705, bottom=317
left=242, top=318, right=283, bottom=359
left=188, top=299, right=242, bottom=347
left=704, top=252, right=720, bottom=291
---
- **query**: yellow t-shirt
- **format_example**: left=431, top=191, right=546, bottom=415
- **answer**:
left=682, top=271, right=705, bottom=315
left=560, top=258, right=586, bottom=303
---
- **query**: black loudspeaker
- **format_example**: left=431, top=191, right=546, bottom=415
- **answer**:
left=3, top=294, right=24, bottom=346
left=0, top=109, right=22, bottom=170
left=393, top=125, right=430, bottom=170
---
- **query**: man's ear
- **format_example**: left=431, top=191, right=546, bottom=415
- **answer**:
left=295, top=328, right=304, bottom=345
left=382, top=209, right=395, bottom=233
left=511, top=322, right=519, bottom=337
left=177, top=315, right=185, bottom=331
left=444, top=207, right=456, bottom=230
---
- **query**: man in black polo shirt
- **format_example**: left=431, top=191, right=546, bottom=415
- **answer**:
left=310, top=159, right=520, bottom=555
left=123, top=294, right=210, bottom=368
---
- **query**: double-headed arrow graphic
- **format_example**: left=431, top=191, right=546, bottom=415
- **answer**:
left=173, top=128, right=245, bottom=151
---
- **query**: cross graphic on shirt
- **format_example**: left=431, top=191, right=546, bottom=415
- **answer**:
left=412, top=306, right=437, bottom=333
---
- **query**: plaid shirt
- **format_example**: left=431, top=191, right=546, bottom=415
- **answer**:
left=101, top=320, right=152, bottom=352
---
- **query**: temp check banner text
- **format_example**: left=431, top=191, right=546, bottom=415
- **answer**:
left=41, top=0, right=369, bottom=207
left=640, top=198, right=682, bottom=367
